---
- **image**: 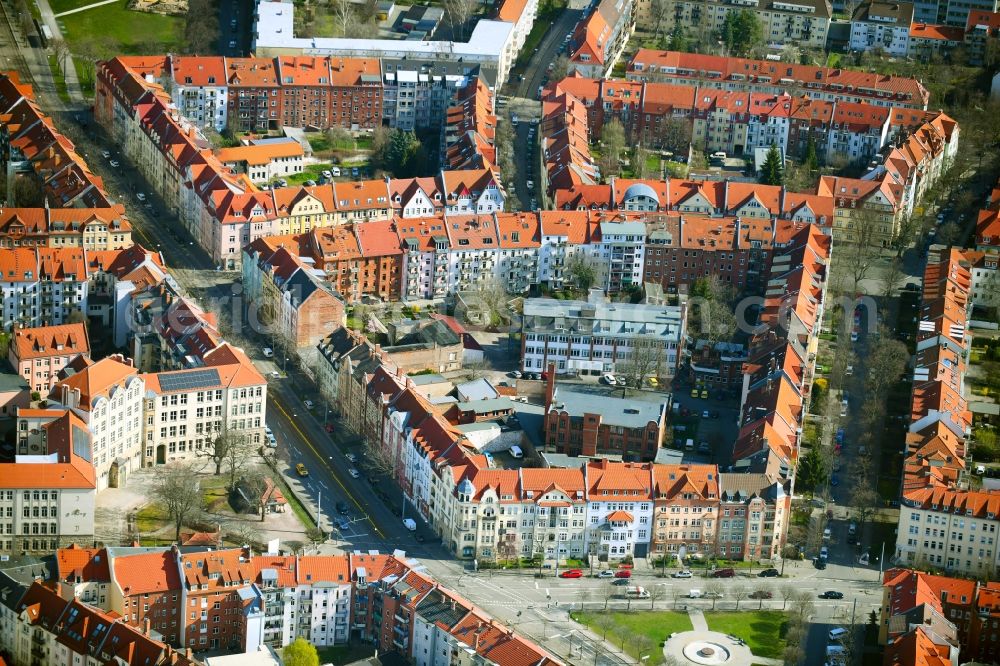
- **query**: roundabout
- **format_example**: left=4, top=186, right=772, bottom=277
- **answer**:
left=664, top=629, right=780, bottom=665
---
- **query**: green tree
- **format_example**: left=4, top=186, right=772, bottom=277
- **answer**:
left=804, top=138, right=819, bottom=171
left=283, top=637, right=319, bottom=666
left=796, top=446, right=828, bottom=493
left=759, top=143, right=784, bottom=185
left=599, top=119, right=627, bottom=181
left=670, top=24, right=689, bottom=52
left=720, top=10, right=763, bottom=57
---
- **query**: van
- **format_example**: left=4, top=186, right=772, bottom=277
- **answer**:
left=330, top=167, right=341, bottom=177
left=688, top=589, right=703, bottom=598
left=509, top=445, right=524, bottom=459
left=624, top=586, right=650, bottom=599
left=828, top=627, right=848, bottom=642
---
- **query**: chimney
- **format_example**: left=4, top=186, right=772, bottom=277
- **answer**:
left=545, top=363, right=556, bottom=409
left=143, top=618, right=151, bottom=636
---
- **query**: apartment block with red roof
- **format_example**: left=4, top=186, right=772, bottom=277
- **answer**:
left=9, top=322, right=90, bottom=398
left=167, top=55, right=228, bottom=132
left=976, top=205, right=1000, bottom=253
left=908, top=22, right=965, bottom=58
left=176, top=548, right=260, bottom=653
left=964, top=9, right=1000, bottom=63
left=49, top=354, right=145, bottom=491
left=107, top=547, right=184, bottom=646
left=0, top=410, right=95, bottom=554
left=55, top=544, right=110, bottom=607
left=0, top=72, right=112, bottom=210
left=141, top=343, right=268, bottom=467
left=0, top=247, right=93, bottom=329
left=444, top=77, right=497, bottom=172
left=0, top=206, right=133, bottom=251
left=625, top=50, right=930, bottom=109
left=568, top=0, right=635, bottom=78
left=650, top=465, right=720, bottom=561
left=214, top=139, right=304, bottom=184
left=10, top=581, right=198, bottom=666
left=964, top=249, right=1000, bottom=310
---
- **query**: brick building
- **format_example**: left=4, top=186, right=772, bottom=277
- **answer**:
left=9, top=322, right=90, bottom=398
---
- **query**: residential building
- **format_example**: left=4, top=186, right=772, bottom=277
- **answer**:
left=625, top=51, right=930, bottom=109
left=50, top=355, right=145, bottom=491
left=177, top=548, right=258, bottom=653
left=964, top=9, right=1000, bottom=64
left=908, top=22, right=965, bottom=57
left=214, top=140, right=304, bottom=183
left=141, top=343, right=268, bottom=466
left=0, top=247, right=91, bottom=330
left=10, top=582, right=198, bottom=666
left=0, top=207, right=133, bottom=250
left=54, top=544, right=110, bottom=608
left=850, top=1, right=915, bottom=56
left=589, top=220, right=646, bottom=292
left=716, top=474, right=790, bottom=561
left=544, top=380, right=668, bottom=460
left=495, top=211, right=540, bottom=293
left=168, top=55, right=229, bottom=132
left=666, top=0, right=831, bottom=49
left=0, top=412, right=95, bottom=554
left=569, top=0, right=635, bottom=78
left=651, top=464, right=720, bottom=560
left=9, top=322, right=90, bottom=398
left=241, top=242, right=346, bottom=349
left=106, top=547, right=184, bottom=646
left=583, top=459, right=655, bottom=559
left=521, top=291, right=685, bottom=378
left=253, top=1, right=518, bottom=89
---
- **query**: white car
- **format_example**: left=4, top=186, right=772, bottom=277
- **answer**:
left=850, top=330, right=859, bottom=342
left=109, top=159, right=119, bottom=168
left=601, top=373, right=617, bottom=386
left=262, top=347, right=273, bottom=358
left=269, top=371, right=280, bottom=379
left=348, top=468, right=360, bottom=479
left=597, top=569, right=615, bottom=578
left=672, top=570, right=693, bottom=578
left=136, top=193, right=146, bottom=202
left=101, top=150, right=111, bottom=159
left=820, top=546, right=829, bottom=559
left=346, top=453, right=357, bottom=463
left=304, top=400, right=314, bottom=409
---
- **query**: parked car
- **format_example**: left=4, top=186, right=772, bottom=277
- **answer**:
left=601, top=373, right=618, bottom=386
left=136, top=193, right=146, bottom=202
left=262, top=347, right=274, bottom=358
left=749, top=590, right=773, bottom=599
left=820, top=546, right=829, bottom=559
left=337, top=516, right=351, bottom=530
left=346, top=453, right=358, bottom=463
left=560, top=569, right=583, bottom=579
left=510, top=370, right=522, bottom=378
left=611, top=578, right=630, bottom=586
left=295, top=463, right=308, bottom=476
left=596, top=569, right=615, bottom=578
left=758, top=568, right=779, bottom=578
left=348, top=468, right=360, bottom=479
left=672, top=570, right=693, bottom=578
left=690, top=388, right=699, bottom=397
left=701, top=410, right=710, bottom=419
left=304, top=400, right=314, bottom=409
left=814, top=557, right=827, bottom=570
left=109, top=159, right=120, bottom=168
left=712, top=568, right=735, bottom=578
left=336, top=501, right=349, bottom=514
left=700, top=389, right=708, bottom=398
left=613, top=569, right=632, bottom=578
left=820, top=590, right=844, bottom=599
left=321, top=170, right=332, bottom=179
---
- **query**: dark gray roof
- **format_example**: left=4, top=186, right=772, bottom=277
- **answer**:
left=548, top=389, right=666, bottom=428
left=416, top=590, right=469, bottom=629
left=0, top=372, right=29, bottom=392
left=0, top=571, right=28, bottom=612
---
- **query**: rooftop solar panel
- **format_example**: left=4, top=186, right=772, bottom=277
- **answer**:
left=157, top=368, right=222, bottom=393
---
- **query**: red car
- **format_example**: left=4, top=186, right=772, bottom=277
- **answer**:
left=614, top=569, right=632, bottom=578
left=712, top=568, right=736, bottom=578
left=559, top=569, right=583, bottom=578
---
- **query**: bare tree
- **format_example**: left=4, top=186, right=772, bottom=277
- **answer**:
left=230, top=521, right=261, bottom=548
left=753, top=584, right=771, bottom=609
left=50, top=38, right=71, bottom=75
left=594, top=613, right=616, bottom=637
left=223, top=430, right=255, bottom=492
left=442, top=0, right=477, bottom=40
left=633, top=635, right=655, bottom=662
left=779, top=584, right=796, bottom=610
left=690, top=275, right=739, bottom=342
left=152, top=463, right=203, bottom=542
left=617, top=336, right=667, bottom=393
left=362, top=436, right=398, bottom=478
left=599, top=119, right=627, bottom=181
left=330, top=0, right=356, bottom=36
left=199, top=426, right=251, bottom=487
left=790, top=590, right=815, bottom=622
left=463, top=357, right=493, bottom=381
left=705, top=582, right=724, bottom=610
left=648, top=583, right=666, bottom=609
left=470, top=277, right=511, bottom=330
left=731, top=583, right=749, bottom=610
left=881, top=257, right=907, bottom=298
left=240, top=467, right=279, bottom=521
left=578, top=586, right=592, bottom=610
left=840, top=208, right=885, bottom=294
left=602, top=582, right=616, bottom=610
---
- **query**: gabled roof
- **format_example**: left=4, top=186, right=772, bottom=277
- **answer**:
left=12, top=323, right=90, bottom=361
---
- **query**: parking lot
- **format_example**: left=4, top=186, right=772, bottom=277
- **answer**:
left=668, top=388, right=741, bottom=466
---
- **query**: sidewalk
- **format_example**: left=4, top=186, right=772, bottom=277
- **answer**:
left=34, top=0, right=85, bottom=102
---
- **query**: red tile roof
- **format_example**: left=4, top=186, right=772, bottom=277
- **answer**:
left=111, top=550, right=181, bottom=596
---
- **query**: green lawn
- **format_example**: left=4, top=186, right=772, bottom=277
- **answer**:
left=201, top=474, right=230, bottom=513
left=572, top=611, right=691, bottom=660
left=57, top=0, right=184, bottom=54
left=135, top=503, right=168, bottom=534
left=47, top=55, right=70, bottom=103
left=704, top=611, right=788, bottom=659
left=316, top=643, right=376, bottom=664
